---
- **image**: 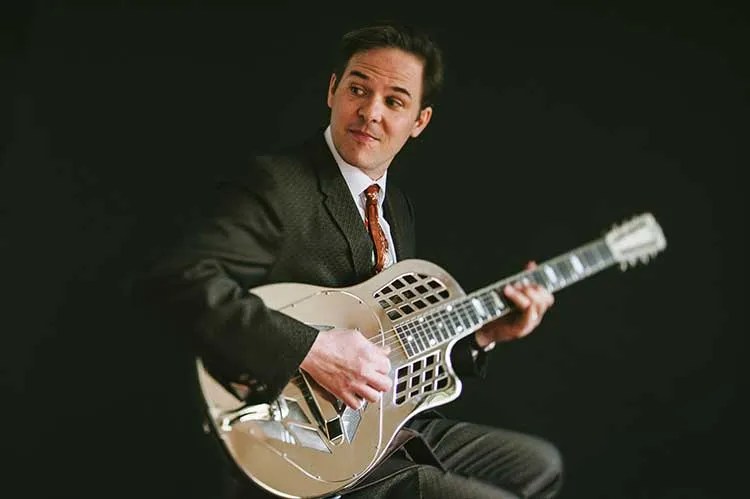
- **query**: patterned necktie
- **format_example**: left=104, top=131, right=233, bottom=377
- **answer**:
left=364, top=184, right=390, bottom=274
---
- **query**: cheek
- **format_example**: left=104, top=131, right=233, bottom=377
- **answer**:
left=392, top=119, right=417, bottom=141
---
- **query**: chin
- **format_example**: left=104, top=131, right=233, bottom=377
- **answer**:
left=341, top=150, right=369, bottom=169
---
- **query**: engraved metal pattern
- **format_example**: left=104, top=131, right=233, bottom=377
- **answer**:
left=244, top=398, right=332, bottom=453
left=393, top=351, right=451, bottom=405
left=373, top=273, right=451, bottom=320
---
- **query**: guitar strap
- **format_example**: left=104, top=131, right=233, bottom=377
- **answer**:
left=341, top=427, right=445, bottom=495
left=403, top=430, right=446, bottom=470
left=386, top=427, right=446, bottom=471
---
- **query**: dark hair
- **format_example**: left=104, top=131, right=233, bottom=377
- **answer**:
left=332, top=23, right=444, bottom=110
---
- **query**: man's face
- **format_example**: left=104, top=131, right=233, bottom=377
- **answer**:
left=327, top=47, right=433, bottom=179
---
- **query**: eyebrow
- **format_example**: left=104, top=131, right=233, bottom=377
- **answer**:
left=348, top=70, right=413, bottom=99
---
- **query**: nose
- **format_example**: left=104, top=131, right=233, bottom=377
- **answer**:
left=358, top=97, right=384, bottom=123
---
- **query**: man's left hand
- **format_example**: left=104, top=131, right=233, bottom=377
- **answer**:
left=473, top=261, right=554, bottom=348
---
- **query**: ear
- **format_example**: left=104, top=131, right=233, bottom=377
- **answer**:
left=410, top=106, right=433, bottom=138
left=327, top=73, right=337, bottom=108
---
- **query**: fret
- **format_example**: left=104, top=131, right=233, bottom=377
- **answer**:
left=581, top=247, right=597, bottom=271
left=591, top=243, right=606, bottom=268
left=595, top=246, right=608, bottom=269
left=468, top=306, right=478, bottom=330
left=430, top=313, right=448, bottom=342
left=438, top=309, right=454, bottom=338
left=491, top=287, right=510, bottom=312
left=397, top=324, right=416, bottom=357
left=479, top=293, right=499, bottom=318
left=433, top=310, right=450, bottom=340
left=464, top=302, right=480, bottom=327
left=471, top=297, right=487, bottom=320
left=458, top=303, right=474, bottom=330
left=420, top=316, right=439, bottom=348
left=407, top=321, right=426, bottom=353
left=572, top=254, right=585, bottom=279
left=577, top=248, right=591, bottom=270
left=478, top=293, right=494, bottom=318
left=542, top=264, right=559, bottom=290
left=401, top=321, right=416, bottom=353
left=530, top=269, right=547, bottom=288
left=490, top=290, right=508, bottom=315
left=556, top=258, right=574, bottom=284
left=394, top=238, right=624, bottom=359
left=594, top=241, right=614, bottom=267
left=447, top=305, right=464, bottom=335
left=416, top=321, right=429, bottom=350
left=414, top=320, right=430, bottom=351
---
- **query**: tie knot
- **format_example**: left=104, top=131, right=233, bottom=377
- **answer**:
left=364, top=184, right=380, bottom=202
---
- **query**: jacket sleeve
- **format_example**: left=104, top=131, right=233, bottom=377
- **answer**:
left=450, top=337, right=489, bottom=378
left=400, top=188, right=489, bottom=379
left=132, top=163, right=319, bottom=404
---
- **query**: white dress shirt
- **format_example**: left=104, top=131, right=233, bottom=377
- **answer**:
left=324, top=126, right=397, bottom=267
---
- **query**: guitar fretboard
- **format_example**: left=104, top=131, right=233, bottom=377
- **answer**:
left=395, top=239, right=615, bottom=357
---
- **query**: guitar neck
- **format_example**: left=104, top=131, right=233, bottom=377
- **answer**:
left=396, top=238, right=616, bottom=357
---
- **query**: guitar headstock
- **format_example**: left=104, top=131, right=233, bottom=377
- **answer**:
left=605, top=213, right=667, bottom=270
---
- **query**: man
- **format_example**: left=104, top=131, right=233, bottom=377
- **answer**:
left=140, top=22, right=562, bottom=498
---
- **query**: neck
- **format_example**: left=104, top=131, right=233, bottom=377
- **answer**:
left=359, top=163, right=389, bottom=181
left=394, top=237, right=617, bottom=358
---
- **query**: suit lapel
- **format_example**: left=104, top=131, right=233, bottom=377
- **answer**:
left=384, top=190, right=410, bottom=261
left=309, top=136, right=374, bottom=280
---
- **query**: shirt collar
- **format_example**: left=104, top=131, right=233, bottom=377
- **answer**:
left=324, top=125, right=387, bottom=206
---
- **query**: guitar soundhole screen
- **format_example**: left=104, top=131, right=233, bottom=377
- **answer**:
left=394, top=352, right=450, bottom=405
left=374, top=273, right=451, bottom=320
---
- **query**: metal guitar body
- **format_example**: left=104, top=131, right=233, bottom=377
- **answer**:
left=197, top=259, right=465, bottom=499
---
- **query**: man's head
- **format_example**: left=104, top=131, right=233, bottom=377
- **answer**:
left=327, top=23, right=444, bottom=179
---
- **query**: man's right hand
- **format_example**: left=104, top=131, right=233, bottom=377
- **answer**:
left=299, top=328, right=392, bottom=410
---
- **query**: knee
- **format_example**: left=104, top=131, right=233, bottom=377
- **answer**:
left=523, top=436, right=564, bottom=498
left=533, top=436, right=563, bottom=475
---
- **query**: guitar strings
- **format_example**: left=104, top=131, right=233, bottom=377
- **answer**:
left=241, top=231, right=631, bottom=390
left=283, top=308, right=492, bottom=386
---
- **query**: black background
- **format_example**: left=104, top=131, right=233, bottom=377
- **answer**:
left=3, top=2, right=747, bottom=498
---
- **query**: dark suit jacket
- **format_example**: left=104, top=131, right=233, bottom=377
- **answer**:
left=137, top=131, right=483, bottom=405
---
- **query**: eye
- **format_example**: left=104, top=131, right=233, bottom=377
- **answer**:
left=350, top=85, right=366, bottom=96
left=387, top=97, right=405, bottom=108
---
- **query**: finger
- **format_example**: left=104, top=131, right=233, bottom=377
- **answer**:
left=366, top=371, right=393, bottom=393
left=341, top=392, right=364, bottom=411
left=525, top=260, right=538, bottom=270
left=527, top=306, right=540, bottom=325
left=504, top=284, right=531, bottom=309
left=372, top=351, right=392, bottom=374
left=510, top=286, right=543, bottom=324
left=524, top=284, right=555, bottom=310
left=354, top=383, right=382, bottom=404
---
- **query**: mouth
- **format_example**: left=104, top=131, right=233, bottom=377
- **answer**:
left=348, top=129, right=380, bottom=142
